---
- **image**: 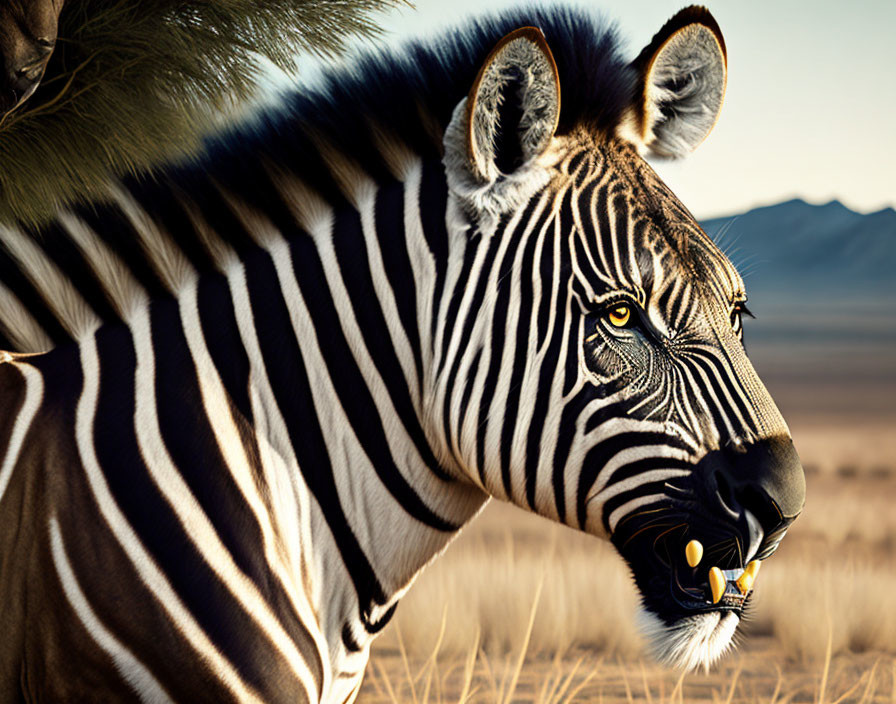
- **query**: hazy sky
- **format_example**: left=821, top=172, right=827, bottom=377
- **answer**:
left=309, top=0, right=895, bottom=219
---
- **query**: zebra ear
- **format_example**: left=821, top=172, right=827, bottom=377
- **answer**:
left=628, top=6, right=727, bottom=158
left=463, top=27, right=561, bottom=183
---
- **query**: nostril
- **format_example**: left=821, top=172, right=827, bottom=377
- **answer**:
left=694, top=436, right=805, bottom=537
left=738, top=484, right=784, bottom=534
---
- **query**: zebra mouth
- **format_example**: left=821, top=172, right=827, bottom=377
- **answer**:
left=638, top=534, right=760, bottom=671
left=648, top=529, right=758, bottom=618
left=611, top=507, right=767, bottom=637
left=669, top=560, right=756, bottom=612
left=613, top=522, right=762, bottom=671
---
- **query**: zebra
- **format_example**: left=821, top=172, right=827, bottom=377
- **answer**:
left=0, top=5, right=805, bottom=701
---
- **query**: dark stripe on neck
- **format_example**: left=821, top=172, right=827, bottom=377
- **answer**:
left=28, top=221, right=121, bottom=326
left=482, top=199, right=537, bottom=500
left=290, top=215, right=458, bottom=531
left=75, top=202, right=170, bottom=301
left=372, top=175, right=424, bottom=399
left=242, top=246, right=389, bottom=608
left=330, top=194, right=453, bottom=485
left=417, top=160, right=450, bottom=360
left=150, top=295, right=326, bottom=690
left=545, top=389, right=589, bottom=518
left=0, top=244, right=69, bottom=345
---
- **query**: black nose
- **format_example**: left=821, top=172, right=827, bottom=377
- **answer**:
left=696, top=435, right=806, bottom=536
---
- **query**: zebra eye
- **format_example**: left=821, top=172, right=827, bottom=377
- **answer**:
left=607, top=305, right=632, bottom=328
left=731, top=302, right=752, bottom=338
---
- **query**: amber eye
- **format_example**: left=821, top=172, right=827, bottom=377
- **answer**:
left=607, top=305, right=631, bottom=328
left=730, top=301, right=754, bottom=340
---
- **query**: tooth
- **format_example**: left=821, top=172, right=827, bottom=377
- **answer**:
left=709, top=566, right=725, bottom=604
left=744, top=560, right=761, bottom=580
left=685, top=540, right=703, bottom=567
left=736, top=561, right=761, bottom=594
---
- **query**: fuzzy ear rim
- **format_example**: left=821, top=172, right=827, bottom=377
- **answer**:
left=465, top=26, right=561, bottom=181
left=630, top=6, right=727, bottom=158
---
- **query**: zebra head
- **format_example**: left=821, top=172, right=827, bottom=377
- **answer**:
left=437, top=8, right=805, bottom=671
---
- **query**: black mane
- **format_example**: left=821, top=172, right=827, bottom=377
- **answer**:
left=1, top=7, right=638, bottom=352
left=151, top=6, right=635, bottom=206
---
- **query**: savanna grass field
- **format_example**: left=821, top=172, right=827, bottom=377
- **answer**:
left=361, top=357, right=896, bottom=702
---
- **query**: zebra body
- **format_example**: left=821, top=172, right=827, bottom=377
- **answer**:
left=0, top=6, right=804, bottom=701
left=0, top=164, right=488, bottom=702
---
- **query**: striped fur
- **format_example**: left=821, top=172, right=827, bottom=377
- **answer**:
left=0, top=6, right=804, bottom=700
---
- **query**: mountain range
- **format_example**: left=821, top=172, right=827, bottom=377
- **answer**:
left=699, top=199, right=896, bottom=416
left=700, top=198, right=896, bottom=307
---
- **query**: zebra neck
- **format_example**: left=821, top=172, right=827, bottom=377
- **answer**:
left=172, top=165, right=487, bottom=653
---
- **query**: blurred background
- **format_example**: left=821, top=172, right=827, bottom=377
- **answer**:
left=292, top=0, right=896, bottom=700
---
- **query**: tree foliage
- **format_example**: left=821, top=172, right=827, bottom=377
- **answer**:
left=0, top=0, right=404, bottom=224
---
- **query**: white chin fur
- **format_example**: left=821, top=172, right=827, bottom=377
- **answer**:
left=637, top=609, right=739, bottom=673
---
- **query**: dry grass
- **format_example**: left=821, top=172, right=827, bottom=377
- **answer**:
left=757, top=558, right=896, bottom=662
left=361, top=415, right=896, bottom=703
left=363, top=645, right=896, bottom=703
left=377, top=514, right=642, bottom=659
left=781, top=476, right=896, bottom=548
